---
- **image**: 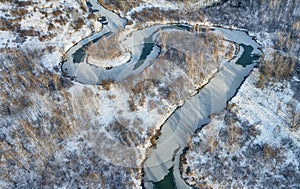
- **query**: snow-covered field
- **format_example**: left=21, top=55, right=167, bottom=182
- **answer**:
left=0, top=1, right=232, bottom=188
left=1, top=0, right=299, bottom=188
left=0, top=0, right=101, bottom=68
left=0, top=0, right=142, bottom=188
left=182, top=69, right=300, bottom=188
left=178, top=1, right=300, bottom=188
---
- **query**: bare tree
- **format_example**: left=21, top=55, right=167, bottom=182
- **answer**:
left=287, top=102, right=300, bottom=130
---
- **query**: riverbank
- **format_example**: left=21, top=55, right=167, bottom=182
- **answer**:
left=59, top=2, right=299, bottom=189
left=143, top=29, right=261, bottom=188
left=181, top=69, right=300, bottom=188
left=60, top=2, right=261, bottom=189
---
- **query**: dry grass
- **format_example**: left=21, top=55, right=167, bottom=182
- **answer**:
left=259, top=52, right=297, bottom=83
left=156, top=30, right=226, bottom=86
left=131, top=7, right=205, bottom=24
left=87, top=34, right=122, bottom=60
left=0, top=48, right=140, bottom=187
left=98, top=0, right=143, bottom=13
left=0, top=48, right=86, bottom=187
left=72, top=17, right=85, bottom=31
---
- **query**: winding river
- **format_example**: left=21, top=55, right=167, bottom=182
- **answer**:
left=62, top=1, right=261, bottom=188
left=145, top=34, right=260, bottom=189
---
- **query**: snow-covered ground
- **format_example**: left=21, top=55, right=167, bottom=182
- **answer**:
left=1, top=0, right=299, bottom=188
left=143, top=26, right=261, bottom=188
left=180, top=2, right=300, bottom=186
left=182, top=69, right=300, bottom=188
left=1, top=1, right=233, bottom=188
left=125, top=0, right=222, bottom=18
left=0, top=0, right=142, bottom=188
left=0, top=0, right=101, bottom=68
left=232, top=70, right=300, bottom=133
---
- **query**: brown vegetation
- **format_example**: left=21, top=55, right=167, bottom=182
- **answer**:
left=0, top=1, right=143, bottom=187
left=53, top=15, right=68, bottom=25
left=98, top=0, right=143, bottom=13
left=116, top=30, right=231, bottom=116
left=181, top=108, right=300, bottom=188
left=126, top=79, right=156, bottom=111
left=0, top=48, right=72, bottom=115
left=0, top=47, right=140, bottom=188
left=257, top=31, right=298, bottom=86
left=0, top=0, right=91, bottom=46
left=10, top=7, right=29, bottom=17
left=100, top=80, right=113, bottom=90
left=72, top=17, right=85, bottom=31
left=52, top=9, right=63, bottom=17
left=0, top=17, right=21, bottom=31
left=287, top=102, right=300, bottom=130
left=88, top=13, right=97, bottom=21
left=131, top=7, right=205, bottom=24
left=157, top=30, right=226, bottom=86
left=87, top=34, right=122, bottom=61
left=0, top=48, right=82, bottom=186
left=14, top=0, right=34, bottom=6
left=105, top=119, right=144, bottom=147
left=258, top=52, right=297, bottom=83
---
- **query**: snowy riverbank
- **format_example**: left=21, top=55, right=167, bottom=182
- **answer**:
left=182, top=69, right=300, bottom=188
left=143, top=28, right=261, bottom=188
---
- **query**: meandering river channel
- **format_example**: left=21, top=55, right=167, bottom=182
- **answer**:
left=61, top=1, right=261, bottom=188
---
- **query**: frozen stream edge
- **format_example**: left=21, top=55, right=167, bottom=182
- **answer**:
left=143, top=29, right=261, bottom=188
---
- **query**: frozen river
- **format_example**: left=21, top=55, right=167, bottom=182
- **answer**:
left=61, top=1, right=261, bottom=188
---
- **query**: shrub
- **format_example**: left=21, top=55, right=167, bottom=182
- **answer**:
left=10, top=8, right=28, bottom=17
left=48, top=23, right=55, bottom=31
left=72, top=18, right=85, bottom=31
left=52, top=9, right=63, bottom=17
left=287, top=102, right=300, bottom=130
left=128, top=99, right=137, bottom=111
left=101, top=80, right=113, bottom=90
left=54, top=15, right=67, bottom=25
left=88, top=13, right=97, bottom=20
left=256, top=73, right=265, bottom=88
